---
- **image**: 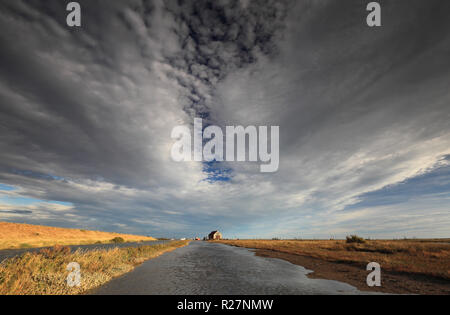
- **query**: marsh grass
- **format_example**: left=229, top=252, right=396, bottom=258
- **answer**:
left=346, top=235, right=366, bottom=244
left=0, top=222, right=156, bottom=250
left=0, top=241, right=189, bottom=295
left=218, top=239, right=450, bottom=280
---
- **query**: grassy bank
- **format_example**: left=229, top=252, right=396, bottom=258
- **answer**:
left=0, top=222, right=155, bottom=250
left=217, top=239, right=450, bottom=281
left=0, top=240, right=189, bottom=295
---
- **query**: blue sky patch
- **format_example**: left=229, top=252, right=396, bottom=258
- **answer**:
left=0, top=183, right=16, bottom=191
left=347, top=164, right=450, bottom=209
left=202, top=161, right=232, bottom=183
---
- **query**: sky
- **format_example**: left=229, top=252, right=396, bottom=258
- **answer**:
left=0, top=0, right=449, bottom=239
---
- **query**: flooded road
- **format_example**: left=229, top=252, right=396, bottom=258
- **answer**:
left=93, top=241, right=374, bottom=295
left=0, top=240, right=169, bottom=262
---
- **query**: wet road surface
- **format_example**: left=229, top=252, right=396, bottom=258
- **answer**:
left=0, top=240, right=169, bottom=262
left=93, top=241, right=375, bottom=295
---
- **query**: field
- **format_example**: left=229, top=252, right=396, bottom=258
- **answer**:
left=217, top=239, right=450, bottom=294
left=0, top=240, right=189, bottom=295
left=0, top=222, right=155, bottom=250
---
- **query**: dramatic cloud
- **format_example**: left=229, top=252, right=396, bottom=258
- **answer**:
left=0, top=0, right=449, bottom=238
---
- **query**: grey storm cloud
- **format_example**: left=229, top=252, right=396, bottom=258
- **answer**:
left=0, top=0, right=449, bottom=238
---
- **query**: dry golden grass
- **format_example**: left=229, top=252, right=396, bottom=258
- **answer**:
left=217, top=239, right=450, bottom=280
left=0, top=222, right=156, bottom=250
left=0, top=240, right=189, bottom=295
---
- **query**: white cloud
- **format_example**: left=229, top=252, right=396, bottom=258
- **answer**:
left=0, top=0, right=449, bottom=238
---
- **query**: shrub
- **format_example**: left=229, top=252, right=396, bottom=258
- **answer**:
left=110, top=237, right=125, bottom=244
left=346, top=235, right=366, bottom=244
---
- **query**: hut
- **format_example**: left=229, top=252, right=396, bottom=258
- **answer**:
left=208, top=230, right=222, bottom=240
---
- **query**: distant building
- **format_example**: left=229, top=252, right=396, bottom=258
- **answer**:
left=208, top=230, right=222, bottom=240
